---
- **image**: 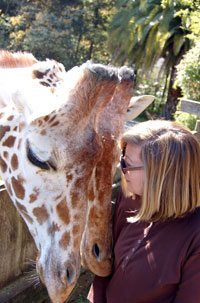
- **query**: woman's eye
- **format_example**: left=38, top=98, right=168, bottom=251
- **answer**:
left=26, top=141, right=50, bottom=170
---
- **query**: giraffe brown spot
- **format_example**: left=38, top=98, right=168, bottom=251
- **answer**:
left=48, top=222, right=60, bottom=235
left=11, top=176, right=25, bottom=199
left=51, top=121, right=60, bottom=127
left=13, top=126, right=17, bottom=131
left=17, top=138, right=22, bottom=149
left=32, top=69, right=45, bottom=79
left=16, top=201, right=33, bottom=224
left=0, top=156, right=7, bottom=173
left=29, top=193, right=38, bottom=203
left=48, top=115, right=56, bottom=124
left=59, top=231, right=70, bottom=249
left=33, top=205, right=49, bottom=225
left=11, top=154, right=18, bottom=170
left=56, top=199, right=70, bottom=225
left=40, top=81, right=49, bottom=87
left=0, top=112, right=4, bottom=119
left=3, top=151, right=8, bottom=159
left=7, top=115, right=14, bottom=121
left=44, top=115, right=50, bottom=122
left=40, top=129, right=46, bottom=135
left=0, top=125, right=10, bottom=140
left=3, top=136, right=16, bottom=148
left=66, top=174, right=73, bottom=182
left=29, top=187, right=39, bottom=203
left=72, top=224, right=80, bottom=236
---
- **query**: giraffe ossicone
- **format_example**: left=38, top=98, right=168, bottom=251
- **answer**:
left=0, top=50, right=153, bottom=303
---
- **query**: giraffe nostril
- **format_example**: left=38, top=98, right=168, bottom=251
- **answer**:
left=65, top=265, right=76, bottom=285
left=92, top=243, right=101, bottom=260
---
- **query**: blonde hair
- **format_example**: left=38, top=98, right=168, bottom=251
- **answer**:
left=120, top=120, right=200, bottom=222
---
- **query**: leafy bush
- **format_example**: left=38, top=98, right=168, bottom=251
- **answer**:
left=134, top=68, right=167, bottom=119
left=176, top=43, right=200, bottom=101
left=174, top=111, right=198, bottom=130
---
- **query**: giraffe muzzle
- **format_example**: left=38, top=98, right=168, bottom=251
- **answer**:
left=36, top=251, right=81, bottom=303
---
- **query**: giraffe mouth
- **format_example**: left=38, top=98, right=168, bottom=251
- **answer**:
left=36, top=248, right=81, bottom=303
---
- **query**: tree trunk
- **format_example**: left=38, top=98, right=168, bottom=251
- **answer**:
left=87, top=41, right=94, bottom=60
left=162, top=65, right=182, bottom=120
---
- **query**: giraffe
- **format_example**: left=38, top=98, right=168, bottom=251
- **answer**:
left=0, top=51, right=134, bottom=302
left=0, top=51, right=153, bottom=303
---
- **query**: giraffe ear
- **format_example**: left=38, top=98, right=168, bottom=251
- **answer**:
left=0, top=87, right=11, bottom=108
left=10, top=86, right=64, bottom=123
left=0, top=83, right=32, bottom=118
left=126, top=95, right=155, bottom=121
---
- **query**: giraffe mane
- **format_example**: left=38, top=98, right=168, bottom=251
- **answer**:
left=0, top=50, right=38, bottom=68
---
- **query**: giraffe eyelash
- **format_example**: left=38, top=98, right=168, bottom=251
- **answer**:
left=26, top=140, right=56, bottom=171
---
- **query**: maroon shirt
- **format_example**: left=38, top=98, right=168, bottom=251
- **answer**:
left=88, top=189, right=200, bottom=303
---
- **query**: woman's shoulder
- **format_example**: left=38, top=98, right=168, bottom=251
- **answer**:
left=185, top=207, right=200, bottom=229
left=179, top=207, right=200, bottom=255
left=152, top=207, right=200, bottom=248
left=167, top=207, right=200, bottom=237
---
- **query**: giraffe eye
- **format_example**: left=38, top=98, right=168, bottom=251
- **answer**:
left=26, top=140, right=50, bottom=170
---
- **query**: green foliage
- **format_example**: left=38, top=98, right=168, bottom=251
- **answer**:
left=0, top=13, right=12, bottom=49
left=176, top=0, right=200, bottom=43
left=176, top=43, right=200, bottom=101
left=174, top=111, right=198, bottom=130
left=109, top=0, right=191, bottom=72
left=134, top=68, right=167, bottom=119
left=21, top=9, right=86, bottom=68
left=0, top=0, right=115, bottom=69
left=109, top=0, right=199, bottom=118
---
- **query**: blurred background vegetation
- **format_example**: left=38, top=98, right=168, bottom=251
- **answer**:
left=0, top=0, right=199, bottom=128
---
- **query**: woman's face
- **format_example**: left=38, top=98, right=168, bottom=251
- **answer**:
left=124, top=144, right=144, bottom=196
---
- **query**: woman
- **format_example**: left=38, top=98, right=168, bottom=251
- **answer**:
left=88, top=120, right=200, bottom=303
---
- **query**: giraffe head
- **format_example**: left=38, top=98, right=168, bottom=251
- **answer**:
left=0, top=51, right=137, bottom=302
